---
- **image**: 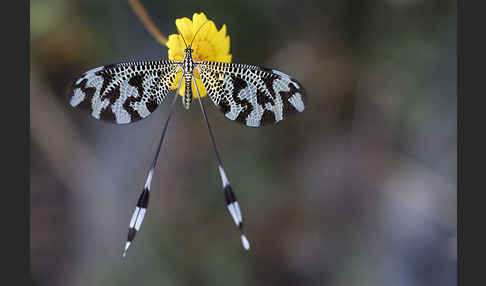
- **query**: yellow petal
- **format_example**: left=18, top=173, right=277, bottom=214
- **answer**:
left=166, top=34, right=184, bottom=61
left=215, top=53, right=232, bottom=63
left=193, top=77, right=207, bottom=98
left=192, top=12, right=208, bottom=30
left=215, top=35, right=230, bottom=56
left=196, top=21, right=212, bottom=43
left=175, top=17, right=194, bottom=46
left=205, top=21, right=218, bottom=39
left=171, top=71, right=183, bottom=91
left=213, top=24, right=227, bottom=45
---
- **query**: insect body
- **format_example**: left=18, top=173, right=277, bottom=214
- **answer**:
left=69, top=23, right=306, bottom=257
left=182, top=47, right=195, bottom=109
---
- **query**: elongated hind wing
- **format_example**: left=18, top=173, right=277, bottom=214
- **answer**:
left=197, top=62, right=306, bottom=127
left=69, top=60, right=180, bottom=124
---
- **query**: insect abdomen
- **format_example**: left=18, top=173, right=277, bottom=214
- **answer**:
left=183, top=74, right=193, bottom=109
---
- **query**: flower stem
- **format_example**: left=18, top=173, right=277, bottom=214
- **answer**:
left=128, top=0, right=168, bottom=45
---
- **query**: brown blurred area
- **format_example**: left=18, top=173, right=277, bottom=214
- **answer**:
left=31, top=0, right=456, bottom=285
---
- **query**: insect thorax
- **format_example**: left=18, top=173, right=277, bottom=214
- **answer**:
left=182, top=48, right=195, bottom=109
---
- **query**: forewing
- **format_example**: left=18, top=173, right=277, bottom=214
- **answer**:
left=69, top=60, right=180, bottom=124
left=197, top=62, right=306, bottom=127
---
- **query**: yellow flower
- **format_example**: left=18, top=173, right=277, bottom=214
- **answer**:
left=166, top=12, right=231, bottom=98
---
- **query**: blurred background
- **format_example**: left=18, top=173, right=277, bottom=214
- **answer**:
left=30, top=0, right=456, bottom=285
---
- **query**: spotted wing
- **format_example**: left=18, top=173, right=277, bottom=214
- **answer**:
left=69, top=60, right=180, bottom=124
left=197, top=62, right=306, bottom=127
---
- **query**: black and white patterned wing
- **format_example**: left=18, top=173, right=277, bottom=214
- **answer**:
left=197, top=62, right=306, bottom=127
left=69, top=60, right=180, bottom=124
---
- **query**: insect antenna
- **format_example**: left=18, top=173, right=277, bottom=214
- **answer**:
left=192, top=77, right=250, bottom=251
left=176, top=26, right=188, bottom=48
left=122, top=76, right=183, bottom=258
left=190, top=21, right=209, bottom=47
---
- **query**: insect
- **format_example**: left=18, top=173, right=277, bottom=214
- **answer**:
left=68, top=21, right=306, bottom=257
